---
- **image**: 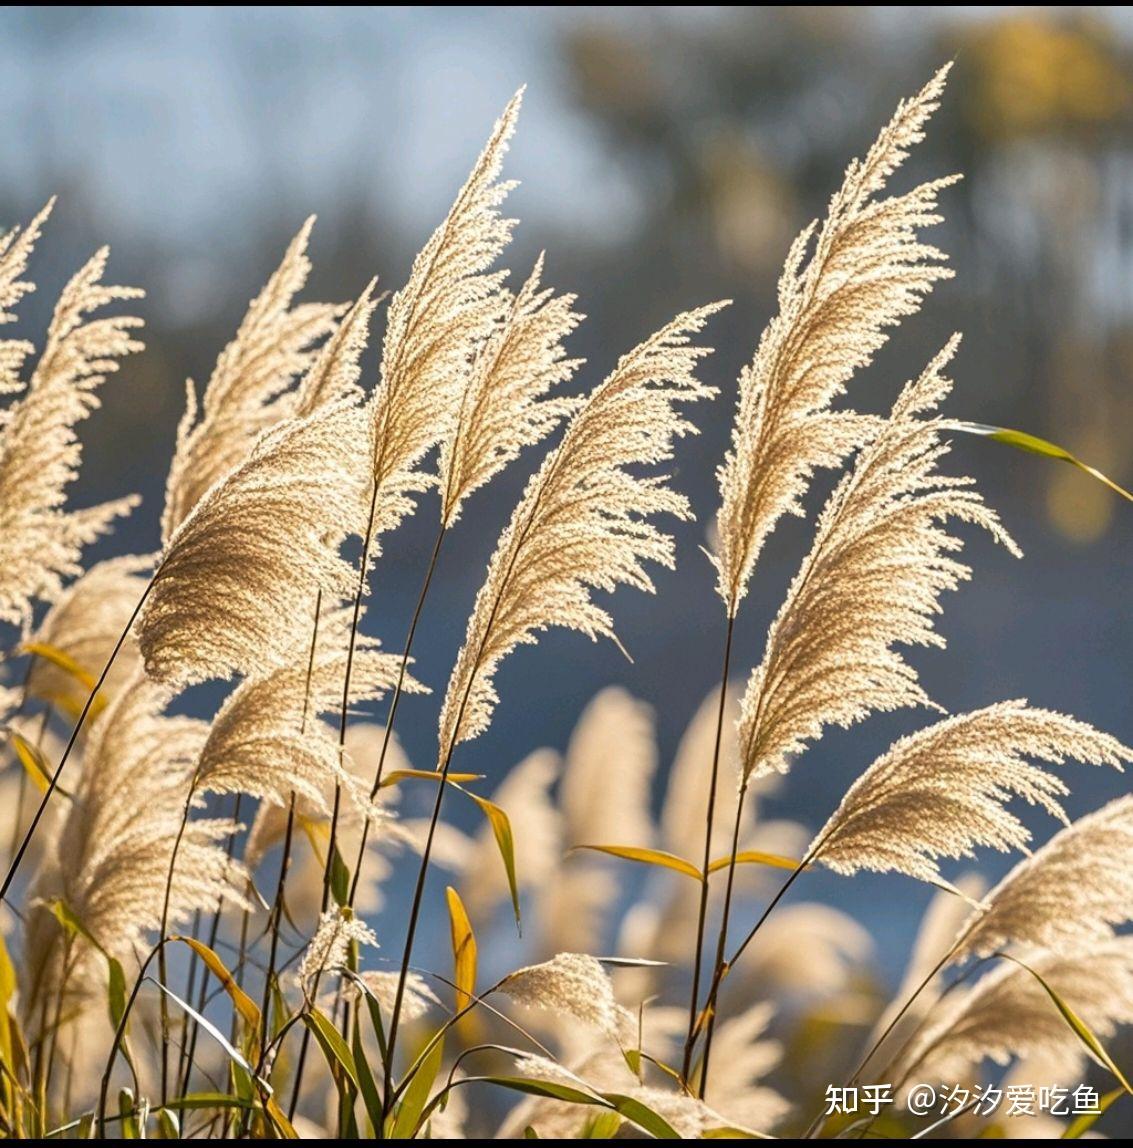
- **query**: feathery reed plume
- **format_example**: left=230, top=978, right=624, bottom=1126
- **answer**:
left=192, top=647, right=414, bottom=813
left=350, top=971, right=439, bottom=1021
left=0, top=246, right=142, bottom=625
left=243, top=721, right=410, bottom=873
left=737, top=337, right=1018, bottom=783
left=895, top=939, right=1133, bottom=1087
left=21, top=676, right=240, bottom=1023
left=24, top=554, right=151, bottom=713
left=713, top=66, right=955, bottom=615
left=952, top=794, right=1133, bottom=961
left=297, top=908, right=377, bottom=994
left=439, top=255, right=583, bottom=525
left=498, top=953, right=625, bottom=1040
left=0, top=200, right=52, bottom=396
left=294, top=279, right=380, bottom=417
left=439, top=304, right=724, bottom=754
left=138, top=400, right=369, bottom=687
left=161, top=218, right=343, bottom=540
left=364, top=90, right=521, bottom=552
left=812, top=702, right=1130, bottom=886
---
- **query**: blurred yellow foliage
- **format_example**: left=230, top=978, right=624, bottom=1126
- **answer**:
left=963, top=14, right=1131, bottom=138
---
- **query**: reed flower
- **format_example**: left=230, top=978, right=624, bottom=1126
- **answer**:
left=161, top=217, right=343, bottom=540
left=737, top=338, right=1018, bottom=782
left=0, top=240, right=142, bottom=625
left=439, top=304, right=723, bottom=754
left=812, top=701, right=1129, bottom=887
left=714, top=67, right=955, bottom=615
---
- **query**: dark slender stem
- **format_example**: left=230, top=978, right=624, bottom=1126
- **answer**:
left=380, top=414, right=559, bottom=1127
left=323, top=479, right=382, bottom=913
left=2, top=575, right=156, bottom=904
left=260, top=797, right=296, bottom=1061
left=98, top=941, right=164, bottom=1137
left=347, top=523, right=446, bottom=907
left=157, top=795, right=194, bottom=1113
left=697, top=775, right=748, bottom=1098
left=180, top=792, right=244, bottom=1099
left=381, top=757, right=451, bottom=1116
left=680, top=615, right=735, bottom=1086
left=690, top=845, right=818, bottom=1067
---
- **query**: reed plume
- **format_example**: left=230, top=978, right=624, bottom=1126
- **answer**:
left=138, top=399, right=369, bottom=686
left=713, top=66, right=955, bottom=616
left=191, top=641, right=416, bottom=813
left=21, top=676, right=240, bottom=1022
left=161, top=217, right=343, bottom=540
left=294, top=279, right=380, bottom=417
left=439, top=254, right=583, bottom=525
left=351, top=970, right=439, bottom=1022
left=498, top=953, right=627, bottom=1041
left=439, top=303, right=724, bottom=755
left=737, top=337, right=1018, bottom=782
left=813, top=701, right=1129, bottom=886
left=0, top=244, right=142, bottom=625
left=0, top=200, right=52, bottom=396
left=952, top=794, right=1133, bottom=960
left=363, top=90, right=521, bottom=554
left=297, top=907, right=378, bottom=994
left=560, top=686, right=656, bottom=850
left=538, top=688, right=656, bottom=953
left=895, top=939, right=1133, bottom=1087
left=704, top=1004, right=790, bottom=1131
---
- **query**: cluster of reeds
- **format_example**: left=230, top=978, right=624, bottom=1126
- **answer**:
left=1, top=68, right=1131, bottom=1139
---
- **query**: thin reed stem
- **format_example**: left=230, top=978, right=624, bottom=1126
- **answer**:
left=157, top=794, right=194, bottom=1112
left=697, top=774, right=748, bottom=1098
left=381, top=461, right=555, bottom=1123
left=347, top=522, right=446, bottom=907
left=180, top=792, right=244, bottom=1098
left=1, top=574, right=156, bottom=904
left=322, top=479, right=382, bottom=913
left=680, top=614, right=734, bottom=1085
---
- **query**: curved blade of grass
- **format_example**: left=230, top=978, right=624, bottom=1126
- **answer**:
left=6, top=729, right=71, bottom=799
left=171, top=935, right=260, bottom=1031
left=0, top=934, right=17, bottom=1076
left=471, top=1077, right=680, bottom=1139
left=706, top=849, right=801, bottom=875
left=391, top=1034, right=444, bottom=1139
left=584, top=1111, right=623, bottom=1138
left=50, top=900, right=126, bottom=1028
left=462, top=790, right=521, bottom=930
left=350, top=1016, right=383, bottom=1135
left=380, top=768, right=483, bottom=788
left=1062, top=1087, right=1122, bottom=1138
left=445, top=886, right=477, bottom=1012
left=573, top=844, right=703, bottom=881
left=950, top=422, right=1133, bottom=502
left=1000, top=953, right=1133, bottom=1094
left=20, top=641, right=108, bottom=717
left=150, top=979, right=255, bottom=1079
left=303, top=1008, right=361, bottom=1094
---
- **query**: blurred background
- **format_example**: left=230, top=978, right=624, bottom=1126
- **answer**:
left=3, top=2, right=1133, bottom=1093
